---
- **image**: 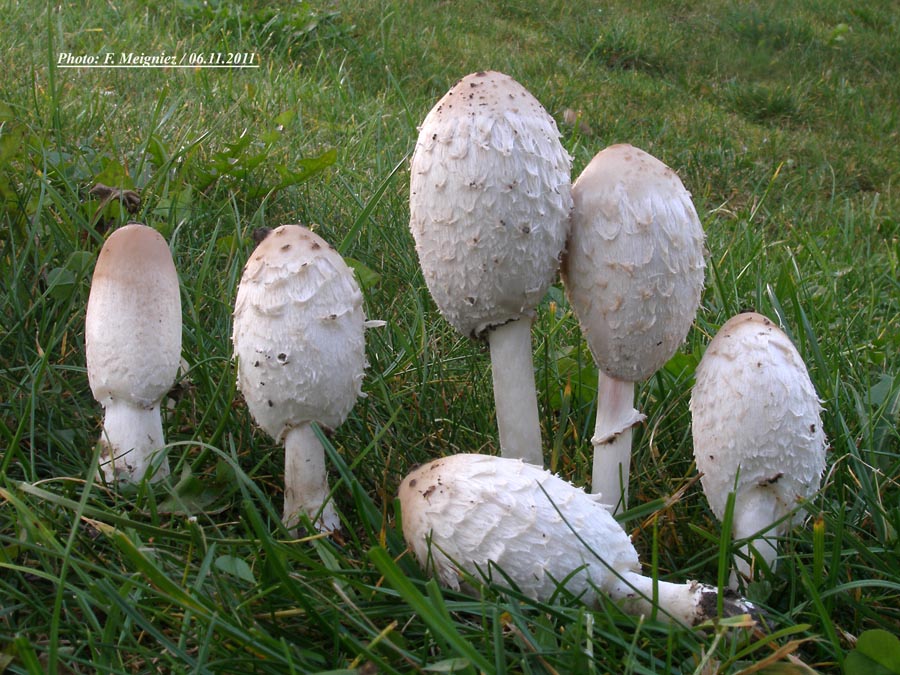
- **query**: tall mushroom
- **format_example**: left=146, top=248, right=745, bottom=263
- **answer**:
left=561, top=144, right=705, bottom=511
left=409, top=70, right=573, bottom=466
left=690, top=312, right=826, bottom=587
left=399, top=454, right=759, bottom=625
left=85, top=222, right=182, bottom=483
left=233, top=224, right=367, bottom=532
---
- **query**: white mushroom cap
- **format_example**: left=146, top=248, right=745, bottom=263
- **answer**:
left=232, top=224, right=366, bottom=438
left=399, top=454, right=760, bottom=624
left=409, top=70, right=572, bottom=339
left=562, top=144, right=705, bottom=381
left=86, top=223, right=182, bottom=409
left=85, top=222, right=182, bottom=482
left=400, top=453, right=638, bottom=600
left=690, top=312, right=827, bottom=524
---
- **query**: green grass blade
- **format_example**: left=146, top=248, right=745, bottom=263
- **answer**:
left=368, top=546, right=492, bottom=672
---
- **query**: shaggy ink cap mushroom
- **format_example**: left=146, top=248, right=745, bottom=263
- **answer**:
left=85, top=222, right=182, bottom=483
left=690, top=312, right=826, bottom=586
left=233, top=224, right=369, bottom=532
left=399, top=454, right=760, bottom=626
left=561, top=144, right=705, bottom=511
left=409, top=71, right=573, bottom=466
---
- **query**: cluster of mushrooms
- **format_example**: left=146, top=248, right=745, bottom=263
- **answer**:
left=84, top=71, right=827, bottom=628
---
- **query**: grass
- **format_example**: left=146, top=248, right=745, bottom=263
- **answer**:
left=1, top=0, right=898, bottom=672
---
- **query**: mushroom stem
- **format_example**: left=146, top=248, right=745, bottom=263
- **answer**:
left=730, top=487, right=780, bottom=588
left=486, top=319, right=543, bottom=466
left=609, top=572, right=757, bottom=625
left=591, top=372, right=645, bottom=511
left=98, top=399, right=169, bottom=483
left=283, top=424, right=340, bottom=532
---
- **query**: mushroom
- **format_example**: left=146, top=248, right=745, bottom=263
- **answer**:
left=409, top=70, right=573, bottom=466
left=690, top=312, right=826, bottom=586
left=561, top=144, right=705, bottom=511
left=232, top=224, right=368, bottom=532
left=85, top=222, right=182, bottom=483
left=399, top=454, right=759, bottom=625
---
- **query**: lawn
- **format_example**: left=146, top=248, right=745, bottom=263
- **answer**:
left=1, top=1, right=898, bottom=673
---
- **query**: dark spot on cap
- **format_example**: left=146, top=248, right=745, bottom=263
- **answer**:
left=251, top=227, right=272, bottom=245
left=408, top=478, right=417, bottom=488
left=281, top=244, right=291, bottom=252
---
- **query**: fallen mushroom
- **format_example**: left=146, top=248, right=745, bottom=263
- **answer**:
left=561, top=144, right=705, bottom=511
left=85, top=222, right=182, bottom=483
left=690, top=312, right=826, bottom=586
left=233, top=224, right=368, bottom=532
left=399, top=454, right=759, bottom=625
left=409, top=70, right=573, bottom=466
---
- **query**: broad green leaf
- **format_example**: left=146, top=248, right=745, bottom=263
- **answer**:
left=158, top=465, right=232, bottom=515
left=146, top=134, right=170, bottom=169
left=151, top=184, right=193, bottom=223
left=45, top=266, right=75, bottom=300
left=274, top=109, right=296, bottom=127
left=94, top=158, right=134, bottom=189
left=269, top=148, right=337, bottom=192
left=65, top=250, right=95, bottom=276
left=345, top=257, right=381, bottom=290
left=214, top=554, right=256, bottom=584
left=845, top=629, right=900, bottom=675
left=423, top=658, right=473, bottom=673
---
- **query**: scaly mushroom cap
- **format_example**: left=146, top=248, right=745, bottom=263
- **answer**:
left=562, top=144, right=705, bottom=381
left=86, top=223, right=182, bottom=407
left=690, top=312, right=827, bottom=523
left=409, top=70, right=573, bottom=338
left=232, top=225, right=366, bottom=439
left=399, top=453, right=640, bottom=603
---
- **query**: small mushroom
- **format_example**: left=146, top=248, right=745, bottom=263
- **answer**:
left=409, top=71, right=573, bottom=466
left=85, top=222, right=182, bottom=482
left=690, top=312, right=826, bottom=586
left=232, top=224, right=368, bottom=532
left=561, top=144, right=705, bottom=511
left=399, top=454, right=759, bottom=625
